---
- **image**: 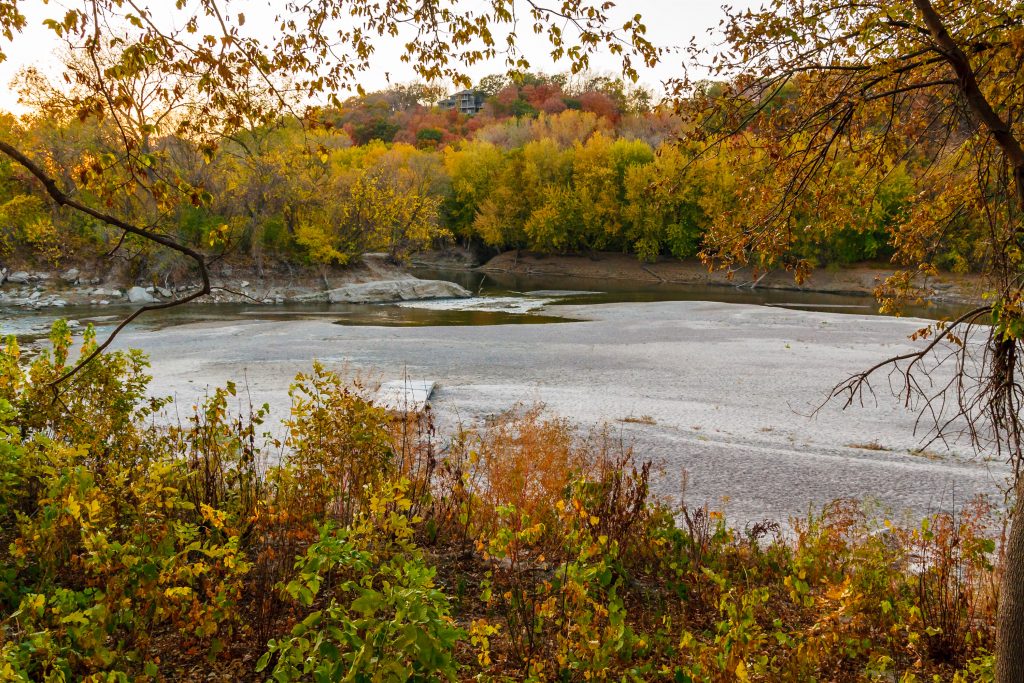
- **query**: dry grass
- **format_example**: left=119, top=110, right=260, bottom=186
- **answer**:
left=846, top=440, right=892, bottom=451
left=618, top=414, right=656, bottom=425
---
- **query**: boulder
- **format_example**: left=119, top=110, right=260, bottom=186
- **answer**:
left=60, top=268, right=80, bottom=283
left=156, top=286, right=173, bottom=298
left=127, top=286, right=157, bottom=304
left=7, top=271, right=30, bottom=284
left=323, top=279, right=471, bottom=304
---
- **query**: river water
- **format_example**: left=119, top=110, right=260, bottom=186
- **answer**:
left=1, top=271, right=1004, bottom=526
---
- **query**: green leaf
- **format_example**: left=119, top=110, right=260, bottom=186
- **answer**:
left=318, top=641, right=340, bottom=661
left=351, top=589, right=384, bottom=615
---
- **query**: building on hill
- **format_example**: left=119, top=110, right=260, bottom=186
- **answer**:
left=439, top=89, right=486, bottom=115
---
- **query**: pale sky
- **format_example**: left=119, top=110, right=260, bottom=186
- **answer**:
left=0, top=0, right=745, bottom=113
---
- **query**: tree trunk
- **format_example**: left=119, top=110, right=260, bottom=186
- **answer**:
left=997, top=481, right=1024, bottom=682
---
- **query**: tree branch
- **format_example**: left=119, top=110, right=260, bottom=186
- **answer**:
left=913, top=0, right=1024, bottom=210
left=0, top=140, right=211, bottom=386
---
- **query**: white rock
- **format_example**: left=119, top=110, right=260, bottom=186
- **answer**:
left=319, top=279, right=472, bottom=304
left=99, top=300, right=110, bottom=305
left=7, top=271, right=30, bottom=284
left=127, top=286, right=157, bottom=303
left=375, top=380, right=436, bottom=414
left=156, top=286, right=173, bottom=298
left=110, top=289, right=122, bottom=298
left=60, top=268, right=80, bottom=283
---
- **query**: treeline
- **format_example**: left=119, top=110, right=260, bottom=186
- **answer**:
left=315, top=72, right=658, bottom=147
left=0, top=73, right=980, bottom=276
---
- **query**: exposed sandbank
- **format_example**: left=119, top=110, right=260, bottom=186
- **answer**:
left=115, top=299, right=1008, bottom=527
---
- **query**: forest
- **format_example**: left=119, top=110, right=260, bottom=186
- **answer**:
left=1, top=71, right=964, bottom=281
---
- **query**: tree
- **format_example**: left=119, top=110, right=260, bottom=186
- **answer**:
left=476, top=73, right=510, bottom=97
left=688, top=1, right=1024, bottom=677
left=0, top=0, right=658, bottom=381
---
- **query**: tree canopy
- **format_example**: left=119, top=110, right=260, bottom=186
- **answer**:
left=0, top=0, right=658, bottom=376
left=686, top=1, right=1024, bottom=678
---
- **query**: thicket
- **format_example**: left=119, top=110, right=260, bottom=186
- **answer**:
left=0, top=325, right=1005, bottom=681
left=0, top=71, right=959, bottom=278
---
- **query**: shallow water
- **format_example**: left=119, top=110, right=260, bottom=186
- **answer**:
left=0, top=267, right=973, bottom=344
left=0, top=300, right=569, bottom=343
left=410, top=266, right=972, bottom=320
left=0, top=269, right=1003, bottom=524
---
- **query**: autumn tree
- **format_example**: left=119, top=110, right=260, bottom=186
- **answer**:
left=688, top=1, right=1024, bottom=677
left=0, top=0, right=659, bottom=379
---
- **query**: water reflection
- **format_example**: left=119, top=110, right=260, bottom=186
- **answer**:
left=410, top=266, right=971, bottom=320
left=0, top=266, right=977, bottom=344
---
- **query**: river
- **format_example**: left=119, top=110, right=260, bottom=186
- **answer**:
left=2, top=273, right=1005, bottom=526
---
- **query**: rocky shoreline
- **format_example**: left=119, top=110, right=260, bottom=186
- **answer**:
left=0, top=255, right=472, bottom=312
left=0, top=248, right=988, bottom=313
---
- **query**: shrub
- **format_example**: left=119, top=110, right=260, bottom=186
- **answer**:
left=0, top=323, right=1005, bottom=681
left=257, top=481, right=462, bottom=681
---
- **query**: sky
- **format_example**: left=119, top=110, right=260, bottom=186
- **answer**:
left=0, top=0, right=745, bottom=113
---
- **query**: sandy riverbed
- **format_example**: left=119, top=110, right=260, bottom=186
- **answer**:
left=115, top=299, right=1009, bottom=526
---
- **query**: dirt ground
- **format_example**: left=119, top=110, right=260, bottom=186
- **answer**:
left=477, top=251, right=986, bottom=304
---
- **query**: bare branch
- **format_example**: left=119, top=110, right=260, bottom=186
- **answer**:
left=0, top=140, right=211, bottom=386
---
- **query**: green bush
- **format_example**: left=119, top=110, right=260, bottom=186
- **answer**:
left=0, top=323, right=1004, bottom=681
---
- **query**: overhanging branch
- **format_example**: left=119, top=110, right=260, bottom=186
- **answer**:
left=0, top=140, right=212, bottom=386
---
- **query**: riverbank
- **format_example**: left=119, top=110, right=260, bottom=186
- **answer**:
left=0, top=254, right=469, bottom=311
left=0, top=249, right=987, bottom=312
left=476, top=251, right=986, bottom=304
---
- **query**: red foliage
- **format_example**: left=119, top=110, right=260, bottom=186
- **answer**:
left=579, top=91, right=620, bottom=123
left=522, top=83, right=563, bottom=108
left=495, top=85, right=520, bottom=106
left=538, top=95, right=567, bottom=114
